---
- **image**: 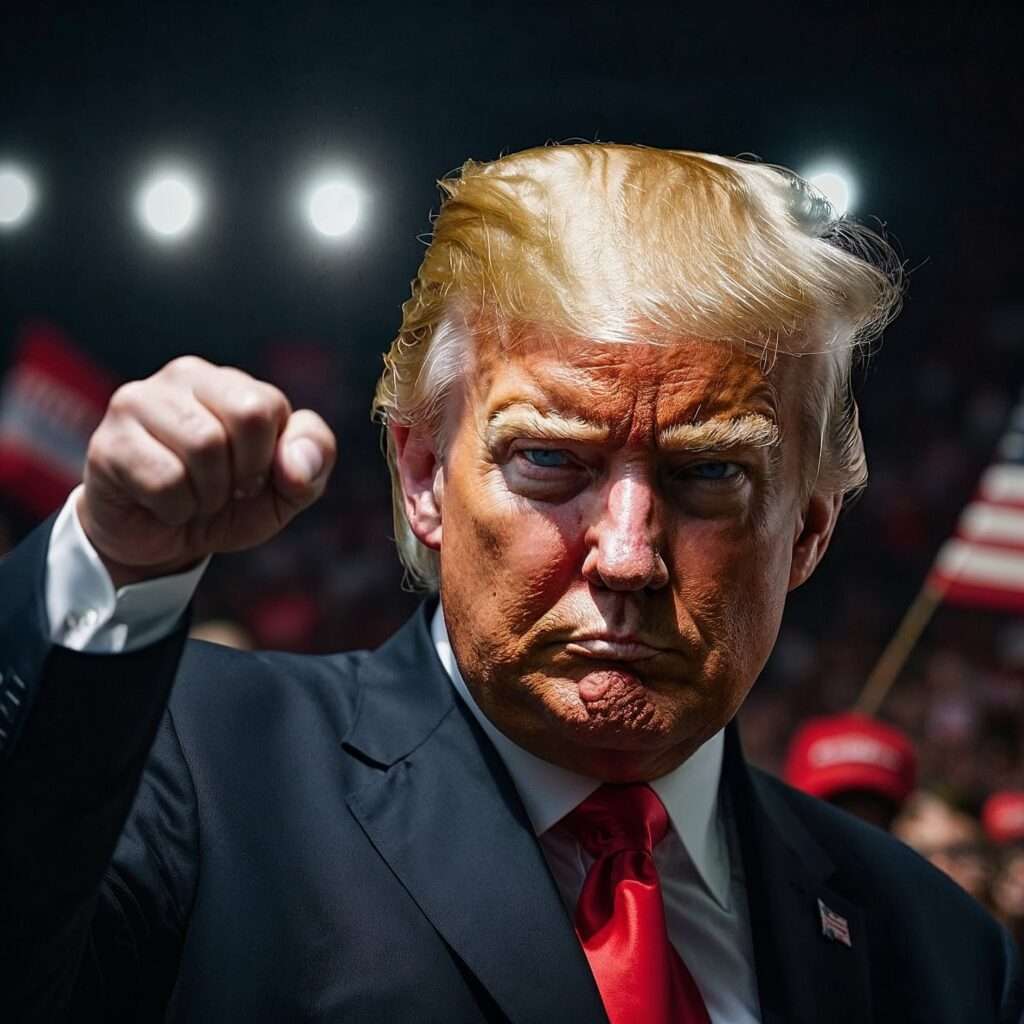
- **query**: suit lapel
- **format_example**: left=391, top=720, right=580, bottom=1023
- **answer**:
left=725, top=725, right=873, bottom=1024
left=341, top=606, right=607, bottom=1024
left=340, top=608, right=874, bottom=1024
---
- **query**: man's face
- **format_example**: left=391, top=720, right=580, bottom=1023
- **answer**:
left=395, top=331, right=839, bottom=781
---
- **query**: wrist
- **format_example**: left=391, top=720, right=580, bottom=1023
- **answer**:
left=99, top=553, right=206, bottom=590
left=75, top=490, right=202, bottom=588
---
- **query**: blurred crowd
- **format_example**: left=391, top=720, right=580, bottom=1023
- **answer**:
left=778, top=709, right=1024, bottom=950
left=2, top=305, right=1023, bottom=942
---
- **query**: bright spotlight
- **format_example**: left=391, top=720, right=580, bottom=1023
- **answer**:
left=136, top=168, right=202, bottom=240
left=306, top=178, right=361, bottom=239
left=0, top=164, right=37, bottom=230
left=804, top=166, right=855, bottom=217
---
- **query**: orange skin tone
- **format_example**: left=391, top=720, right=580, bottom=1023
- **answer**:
left=393, top=333, right=840, bottom=783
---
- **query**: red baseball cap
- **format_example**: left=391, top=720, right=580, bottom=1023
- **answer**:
left=982, top=792, right=1024, bottom=845
left=784, top=713, right=917, bottom=805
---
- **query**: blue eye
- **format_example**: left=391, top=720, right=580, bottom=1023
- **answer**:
left=520, top=449, right=573, bottom=468
left=688, top=462, right=740, bottom=481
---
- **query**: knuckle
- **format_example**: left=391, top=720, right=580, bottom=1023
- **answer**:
left=165, top=354, right=209, bottom=378
left=181, top=414, right=227, bottom=459
left=85, top=431, right=113, bottom=473
left=87, top=420, right=130, bottom=466
left=295, top=409, right=330, bottom=438
left=267, top=385, right=289, bottom=417
left=315, top=423, right=338, bottom=459
left=108, top=381, right=143, bottom=414
left=144, top=458, right=188, bottom=498
left=223, top=387, right=276, bottom=432
left=323, top=426, right=338, bottom=457
left=320, top=438, right=338, bottom=471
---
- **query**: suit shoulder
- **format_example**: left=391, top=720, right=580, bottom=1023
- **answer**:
left=751, top=767, right=1001, bottom=931
left=168, top=639, right=368, bottom=741
left=750, top=769, right=1023, bottom=1014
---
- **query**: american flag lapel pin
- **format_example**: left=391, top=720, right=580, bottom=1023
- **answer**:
left=818, top=898, right=852, bottom=947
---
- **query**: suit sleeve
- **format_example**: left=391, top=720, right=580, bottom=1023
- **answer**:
left=0, top=516, right=197, bottom=1021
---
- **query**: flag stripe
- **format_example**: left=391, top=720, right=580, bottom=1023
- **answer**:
left=936, top=577, right=1024, bottom=615
left=0, top=441, right=80, bottom=517
left=930, top=397, right=1024, bottom=613
left=934, top=539, right=1024, bottom=588
left=0, top=386, right=91, bottom=479
left=980, top=465, right=1024, bottom=507
left=957, top=502, right=1024, bottom=550
left=13, top=323, right=116, bottom=410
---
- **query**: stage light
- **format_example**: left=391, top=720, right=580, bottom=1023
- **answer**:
left=136, top=168, right=202, bottom=240
left=306, top=177, right=361, bottom=239
left=0, top=164, right=36, bottom=230
left=804, top=166, right=855, bottom=217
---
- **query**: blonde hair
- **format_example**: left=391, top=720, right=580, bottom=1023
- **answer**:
left=373, top=143, right=904, bottom=590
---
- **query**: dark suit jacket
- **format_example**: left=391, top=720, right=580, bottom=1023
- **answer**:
left=1, top=518, right=1021, bottom=1023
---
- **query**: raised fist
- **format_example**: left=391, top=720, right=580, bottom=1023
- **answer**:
left=79, top=355, right=337, bottom=586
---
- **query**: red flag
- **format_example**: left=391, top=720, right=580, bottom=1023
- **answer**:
left=0, top=322, right=116, bottom=520
left=929, top=398, right=1024, bottom=613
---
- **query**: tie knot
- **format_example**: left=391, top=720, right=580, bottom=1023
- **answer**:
left=562, top=783, right=670, bottom=857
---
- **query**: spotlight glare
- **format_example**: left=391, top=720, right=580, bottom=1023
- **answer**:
left=136, top=168, right=202, bottom=240
left=0, top=165, right=36, bottom=229
left=804, top=166, right=854, bottom=217
left=307, top=178, right=361, bottom=239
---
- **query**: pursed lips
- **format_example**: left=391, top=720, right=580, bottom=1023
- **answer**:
left=563, top=636, right=663, bottom=661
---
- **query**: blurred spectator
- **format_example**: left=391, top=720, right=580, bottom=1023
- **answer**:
left=991, top=847, right=1024, bottom=949
left=983, top=792, right=1024, bottom=946
left=893, top=792, right=994, bottom=907
left=784, top=713, right=917, bottom=830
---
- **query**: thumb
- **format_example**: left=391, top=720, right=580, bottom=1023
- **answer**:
left=271, top=409, right=337, bottom=510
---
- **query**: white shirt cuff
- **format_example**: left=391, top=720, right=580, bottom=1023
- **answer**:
left=46, top=485, right=209, bottom=653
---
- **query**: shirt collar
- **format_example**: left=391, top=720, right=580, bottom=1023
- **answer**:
left=431, top=605, right=731, bottom=910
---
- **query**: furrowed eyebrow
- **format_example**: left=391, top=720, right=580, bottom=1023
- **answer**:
left=658, top=414, right=780, bottom=453
left=484, top=405, right=780, bottom=455
left=485, top=405, right=610, bottom=448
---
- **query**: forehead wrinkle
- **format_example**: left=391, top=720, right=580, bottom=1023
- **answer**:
left=657, top=413, right=781, bottom=453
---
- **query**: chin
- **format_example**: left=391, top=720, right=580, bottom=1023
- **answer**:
left=527, top=664, right=727, bottom=768
left=537, top=671, right=679, bottom=747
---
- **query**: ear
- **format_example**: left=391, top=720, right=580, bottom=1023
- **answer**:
left=390, top=422, right=444, bottom=551
left=788, top=489, right=843, bottom=592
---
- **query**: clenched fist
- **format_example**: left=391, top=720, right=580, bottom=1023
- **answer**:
left=79, top=355, right=337, bottom=587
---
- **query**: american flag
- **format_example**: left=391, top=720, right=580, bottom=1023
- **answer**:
left=817, top=898, right=852, bottom=947
left=0, top=322, right=115, bottom=519
left=929, top=396, right=1024, bottom=614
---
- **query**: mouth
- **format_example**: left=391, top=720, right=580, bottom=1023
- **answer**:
left=563, top=637, right=662, bottom=662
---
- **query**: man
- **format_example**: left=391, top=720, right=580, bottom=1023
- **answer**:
left=783, top=712, right=917, bottom=830
left=0, top=144, right=1019, bottom=1022
left=894, top=791, right=995, bottom=906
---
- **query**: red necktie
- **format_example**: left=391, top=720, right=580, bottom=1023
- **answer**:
left=562, top=784, right=711, bottom=1024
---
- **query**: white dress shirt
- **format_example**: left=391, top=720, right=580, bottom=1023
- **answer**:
left=46, top=487, right=207, bottom=652
left=432, top=610, right=761, bottom=1023
left=45, top=490, right=762, bottom=1022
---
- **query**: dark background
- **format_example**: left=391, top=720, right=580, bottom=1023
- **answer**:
left=2, top=2, right=1023, bottom=793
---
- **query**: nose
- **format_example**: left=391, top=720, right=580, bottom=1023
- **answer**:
left=582, top=471, right=670, bottom=592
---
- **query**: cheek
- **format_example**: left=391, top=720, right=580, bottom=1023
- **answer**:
left=444, top=468, right=586, bottom=628
left=668, top=521, right=791, bottom=664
